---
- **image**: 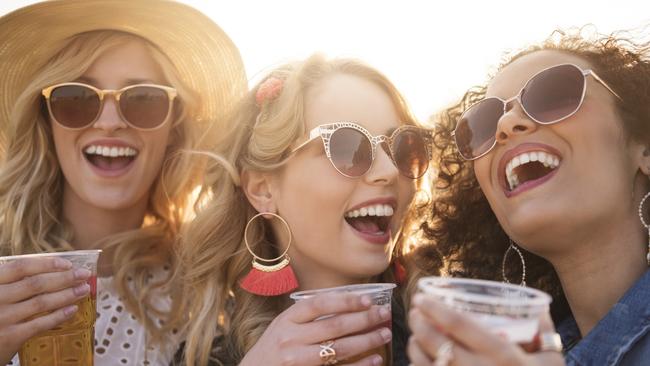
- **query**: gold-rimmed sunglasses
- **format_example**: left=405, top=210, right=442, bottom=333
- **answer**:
left=42, top=82, right=177, bottom=130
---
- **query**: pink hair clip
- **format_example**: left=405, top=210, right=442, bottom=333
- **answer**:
left=255, top=77, right=283, bottom=107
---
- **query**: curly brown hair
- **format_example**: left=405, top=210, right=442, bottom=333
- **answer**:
left=407, top=26, right=650, bottom=321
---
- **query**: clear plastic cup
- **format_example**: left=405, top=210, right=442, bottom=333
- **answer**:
left=418, top=277, right=552, bottom=344
left=291, top=283, right=396, bottom=366
left=0, top=250, right=101, bottom=366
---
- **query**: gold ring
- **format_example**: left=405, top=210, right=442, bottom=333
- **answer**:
left=434, top=340, right=454, bottom=366
left=539, top=332, right=563, bottom=352
left=319, top=340, right=338, bottom=365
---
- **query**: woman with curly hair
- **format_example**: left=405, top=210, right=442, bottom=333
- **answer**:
left=173, top=54, right=432, bottom=366
left=407, top=28, right=650, bottom=366
left=0, top=1, right=246, bottom=364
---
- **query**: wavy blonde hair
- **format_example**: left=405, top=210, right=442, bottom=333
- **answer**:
left=0, top=31, right=213, bottom=341
left=177, top=54, right=423, bottom=365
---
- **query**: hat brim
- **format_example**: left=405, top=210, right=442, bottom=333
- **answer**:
left=0, top=0, right=246, bottom=145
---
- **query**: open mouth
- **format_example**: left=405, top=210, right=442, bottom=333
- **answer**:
left=344, top=204, right=394, bottom=236
left=505, top=151, right=560, bottom=191
left=83, top=144, right=138, bottom=171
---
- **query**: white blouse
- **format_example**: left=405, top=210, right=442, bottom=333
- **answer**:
left=9, top=271, right=183, bottom=366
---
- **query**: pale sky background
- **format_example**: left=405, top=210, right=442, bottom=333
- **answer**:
left=2, top=0, right=649, bottom=122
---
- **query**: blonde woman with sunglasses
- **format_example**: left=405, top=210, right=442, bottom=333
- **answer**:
left=0, top=1, right=246, bottom=365
left=406, top=29, right=650, bottom=366
left=173, top=54, right=431, bottom=366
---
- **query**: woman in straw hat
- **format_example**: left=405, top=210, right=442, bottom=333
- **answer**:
left=0, top=0, right=246, bottom=365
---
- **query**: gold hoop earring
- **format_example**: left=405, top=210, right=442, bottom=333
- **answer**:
left=240, top=212, right=299, bottom=296
left=638, top=191, right=650, bottom=265
left=502, top=239, right=526, bottom=286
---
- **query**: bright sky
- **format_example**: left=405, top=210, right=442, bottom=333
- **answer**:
left=2, top=0, right=649, bottom=121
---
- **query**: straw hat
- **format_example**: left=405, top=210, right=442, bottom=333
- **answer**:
left=0, top=0, right=247, bottom=145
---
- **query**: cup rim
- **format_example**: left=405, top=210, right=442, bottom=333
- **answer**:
left=418, top=276, right=552, bottom=308
left=0, top=249, right=102, bottom=261
left=290, top=282, right=397, bottom=301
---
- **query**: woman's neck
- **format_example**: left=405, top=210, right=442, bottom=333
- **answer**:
left=289, top=252, right=374, bottom=292
left=62, top=183, right=149, bottom=276
left=547, top=216, right=647, bottom=337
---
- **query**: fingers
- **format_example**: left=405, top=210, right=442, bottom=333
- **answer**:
left=409, top=307, right=450, bottom=359
left=300, top=327, right=391, bottom=366
left=288, top=292, right=373, bottom=323
left=0, top=267, right=91, bottom=304
left=0, top=257, right=72, bottom=284
left=412, top=293, right=518, bottom=357
left=0, top=304, right=78, bottom=359
left=407, top=336, right=433, bottom=366
left=301, top=304, right=392, bottom=344
left=1, top=283, right=90, bottom=325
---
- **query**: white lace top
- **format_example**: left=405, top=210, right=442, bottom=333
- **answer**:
left=9, top=271, right=183, bottom=366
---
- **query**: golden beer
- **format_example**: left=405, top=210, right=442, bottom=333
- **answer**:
left=19, top=275, right=97, bottom=366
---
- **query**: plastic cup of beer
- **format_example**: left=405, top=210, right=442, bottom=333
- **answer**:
left=0, top=250, right=101, bottom=366
left=290, top=283, right=396, bottom=366
left=417, top=277, right=552, bottom=344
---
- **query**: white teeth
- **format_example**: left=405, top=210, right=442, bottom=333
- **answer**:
left=505, top=151, right=560, bottom=191
left=84, top=145, right=138, bottom=158
left=345, top=204, right=394, bottom=218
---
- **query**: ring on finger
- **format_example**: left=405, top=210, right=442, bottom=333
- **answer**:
left=319, top=340, right=338, bottom=365
left=434, top=340, right=454, bottom=366
left=539, top=332, right=563, bottom=353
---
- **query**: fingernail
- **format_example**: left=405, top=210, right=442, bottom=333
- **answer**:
left=372, top=355, right=383, bottom=366
left=380, top=328, right=392, bottom=342
left=73, top=283, right=90, bottom=296
left=361, top=296, right=372, bottom=307
left=63, top=305, right=78, bottom=317
left=73, top=268, right=91, bottom=280
left=379, top=305, right=391, bottom=320
left=55, top=258, right=72, bottom=269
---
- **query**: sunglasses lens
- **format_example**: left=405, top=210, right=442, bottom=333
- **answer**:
left=521, top=64, right=584, bottom=123
left=393, top=130, right=429, bottom=178
left=49, top=85, right=100, bottom=128
left=455, top=98, right=503, bottom=159
left=120, top=86, right=171, bottom=129
left=329, top=127, right=372, bottom=177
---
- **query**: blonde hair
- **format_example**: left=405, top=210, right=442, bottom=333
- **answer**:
left=0, top=31, right=211, bottom=341
left=178, top=54, right=421, bottom=365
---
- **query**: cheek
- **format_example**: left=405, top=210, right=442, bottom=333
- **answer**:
left=473, top=159, right=491, bottom=192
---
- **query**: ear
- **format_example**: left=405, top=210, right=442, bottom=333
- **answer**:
left=638, top=143, right=650, bottom=177
left=240, top=169, right=277, bottom=213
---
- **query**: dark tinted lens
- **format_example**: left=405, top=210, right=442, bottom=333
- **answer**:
left=120, top=86, right=170, bottom=128
left=329, top=128, right=372, bottom=177
left=49, top=85, right=100, bottom=128
left=521, top=64, right=584, bottom=123
left=393, top=130, right=429, bottom=178
left=455, top=98, right=503, bottom=159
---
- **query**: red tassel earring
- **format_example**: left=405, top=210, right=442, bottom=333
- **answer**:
left=240, top=212, right=299, bottom=296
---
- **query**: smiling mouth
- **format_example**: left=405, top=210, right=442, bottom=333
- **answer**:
left=344, top=204, right=394, bottom=236
left=84, top=144, right=139, bottom=171
left=505, top=151, right=560, bottom=191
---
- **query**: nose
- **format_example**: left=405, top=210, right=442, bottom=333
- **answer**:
left=495, top=98, right=538, bottom=144
left=363, top=142, right=398, bottom=185
left=92, top=94, right=128, bottom=132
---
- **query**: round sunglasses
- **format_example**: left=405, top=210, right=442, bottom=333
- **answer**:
left=291, top=122, right=433, bottom=179
left=41, top=82, right=178, bottom=130
left=452, top=63, right=622, bottom=160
